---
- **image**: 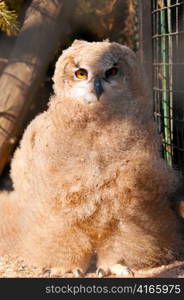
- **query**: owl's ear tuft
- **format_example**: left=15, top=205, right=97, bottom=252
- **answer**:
left=112, top=43, right=136, bottom=61
left=111, top=43, right=137, bottom=71
left=103, top=38, right=110, bottom=43
left=71, top=39, right=86, bottom=47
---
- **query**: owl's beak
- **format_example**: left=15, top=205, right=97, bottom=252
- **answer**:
left=94, top=77, right=104, bottom=100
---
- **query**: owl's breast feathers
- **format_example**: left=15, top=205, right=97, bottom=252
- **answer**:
left=26, top=106, right=164, bottom=223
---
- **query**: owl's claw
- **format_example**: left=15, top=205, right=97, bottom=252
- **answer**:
left=96, top=264, right=134, bottom=277
left=49, top=267, right=85, bottom=278
left=73, top=268, right=84, bottom=278
left=109, top=264, right=134, bottom=277
left=96, top=268, right=107, bottom=278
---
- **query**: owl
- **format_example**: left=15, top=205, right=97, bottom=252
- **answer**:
left=0, top=40, right=183, bottom=277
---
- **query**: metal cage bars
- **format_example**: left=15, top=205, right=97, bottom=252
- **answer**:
left=152, top=0, right=184, bottom=174
left=138, top=0, right=184, bottom=174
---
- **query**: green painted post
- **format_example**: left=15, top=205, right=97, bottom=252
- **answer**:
left=160, top=0, right=172, bottom=166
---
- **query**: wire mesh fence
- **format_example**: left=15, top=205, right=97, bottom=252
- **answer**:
left=152, top=0, right=184, bottom=174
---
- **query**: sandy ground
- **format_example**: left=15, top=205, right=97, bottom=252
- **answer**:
left=0, top=255, right=184, bottom=278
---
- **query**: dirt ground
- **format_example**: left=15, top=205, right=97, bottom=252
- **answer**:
left=0, top=255, right=184, bottom=278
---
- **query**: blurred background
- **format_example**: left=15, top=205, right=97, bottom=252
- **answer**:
left=0, top=0, right=184, bottom=189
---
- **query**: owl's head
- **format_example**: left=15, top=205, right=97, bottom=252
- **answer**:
left=53, top=40, right=145, bottom=106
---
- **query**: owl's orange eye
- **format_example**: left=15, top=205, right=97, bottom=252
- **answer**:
left=105, top=67, right=118, bottom=79
left=75, top=68, right=88, bottom=79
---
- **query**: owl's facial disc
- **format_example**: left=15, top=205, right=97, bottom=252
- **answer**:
left=63, top=59, right=123, bottom=104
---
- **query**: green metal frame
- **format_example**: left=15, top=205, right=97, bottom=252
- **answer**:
left=160, top=0, right=173, bottom=166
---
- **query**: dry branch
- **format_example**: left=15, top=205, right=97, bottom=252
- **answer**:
left=0, top=0, right=75, bottom=175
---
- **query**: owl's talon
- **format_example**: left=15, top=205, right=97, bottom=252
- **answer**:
left=127, top=268, right=134, bottom=277
left=73, top=268, right=84, bottom=278
left=96, top=268, right=106, bottom=278
left=109, top=264, right=134, bottom=277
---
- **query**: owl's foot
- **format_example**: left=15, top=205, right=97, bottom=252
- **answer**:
left=96, top=264, right=134, bottom=278
left=49, top=267, right=84, bottom=278
left=73, top=268, right=85, bottom=278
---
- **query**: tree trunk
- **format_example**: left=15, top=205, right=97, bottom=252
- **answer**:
left=0, top=0, right=76, bottom=175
